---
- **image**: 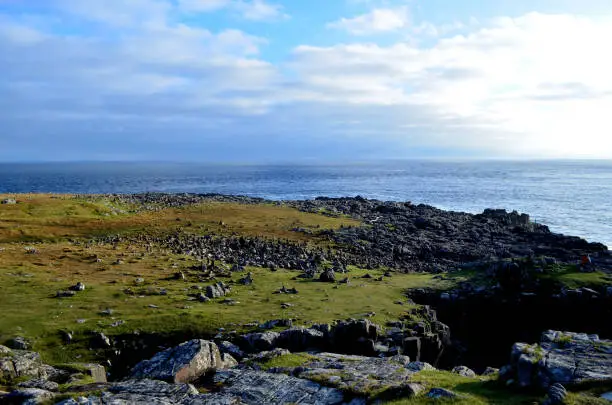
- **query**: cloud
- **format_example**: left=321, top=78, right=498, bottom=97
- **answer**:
left=1, top=3, right=612, bottom=160
left=293, top=12, right=612, bottom=157
left=179, top=0, right=288, bottom=21
left=56, top=0, right=172, bottom=27
left=327, top=7, right=409, bottom=35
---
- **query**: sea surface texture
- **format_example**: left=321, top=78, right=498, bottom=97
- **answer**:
left=1, top=161, right=610, bottom=247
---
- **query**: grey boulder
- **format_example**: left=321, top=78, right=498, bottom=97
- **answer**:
left=3, top=388, right=55, bottom=404
left=214, top=369, right=346, bottom=404
left=130, top=340, right=230, bottom=383
left=502, top=330, right=612, bottom=388
left=0, top=346, right=47, bottom=382
left=452, top=365, right=476, bottom=377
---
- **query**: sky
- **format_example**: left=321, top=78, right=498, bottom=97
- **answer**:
left=1, top=0, right=612, bottom=162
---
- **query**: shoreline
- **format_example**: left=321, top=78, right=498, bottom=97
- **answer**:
left=3, top=192, right=609, bottom=250
left=1, top=193, right=611, bottom=403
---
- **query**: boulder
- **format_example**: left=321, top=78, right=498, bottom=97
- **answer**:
left=331, top=319, right=380, bottom=355
left=8, top=337, right=29, bottom=350
left=221, top=353, right=238, bottom=369
left=452, top=365, right=476, bottom=377
left=242, top=332, right=280, bottom=352
left=69, top=282, right=86, bottom=292
left=406, top=361, right=436, bottom=372
left=249, top=348, right=291, bottom=363
left=544, top=383, right=568, bottom=405
left=196, top=293, right=210, bottom=303
left=319, top=269, right=336, bottom=283
left=259, top=319, right=292, bottom=330
left=214, top=369, right=346, bottom=404
left=0, top=347, right=47, bottom=382
left=290, top=352, right=415, bottom=399
left=427, top=387, right=458, bottom=399
left=56, top=379, right=200, bottom=405
left=402, top=337, right=421, bottom=362
left=482, top=367, right=499, bottom=376
left=130, top=340, right=228, bottom=383
left=239, top=272, right=254, bottom=285
left=3, top=388, right=55, bottom=404
left=277, top=328, right=326, bottom=352
left=218, top=341, right=245, bottom=360
left=55, top=291, right=76, bottom=298
left=502, top=330, right=612, bottom=388
left=18, top=378, right=59, bottom=392
left=75, top=364, right=107, bottom=383
left=206, top=282, right=231, bottom=299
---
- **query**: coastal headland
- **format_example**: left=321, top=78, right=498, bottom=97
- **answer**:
left=1, top=193, right=611, bottom=404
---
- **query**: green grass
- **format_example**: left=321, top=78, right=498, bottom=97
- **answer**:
left=554, top=333, right=574, bottom=348
left=0, top=194, right=360, bottom=243
left=0, top=252, right=445, bottom=364
left=551, top=270, right=612, bottom=289
left=0, top=195, right=448, bottom=365
left=258, top=353, right=315, bottom=370
left=565, top=392, right=611, bottom=405
left=387, top=370, right=540, bottom=405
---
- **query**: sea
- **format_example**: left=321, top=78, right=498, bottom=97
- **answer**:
left=1, top=160, right=610, bottom=248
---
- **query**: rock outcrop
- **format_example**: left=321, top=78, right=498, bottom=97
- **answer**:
left=501, top=330, right=612, bottom=388
left=206, top=282, right=231, bottom=299
left=214, top=369, right=348, bottom=405
left=0, top=345, right=47, bottom=382
left=268, top=352, right=426, bottom=399
left=2, top=387, right=55, bottom=404
left=98, top=194, right=608, bottom=275
left=237, top=316, right=449, bottom=365
left=56, top=379, right=201, bottom=405
left=130, top=339, right=234, bottom=383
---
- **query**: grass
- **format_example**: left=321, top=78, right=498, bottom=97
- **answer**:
left=0, top=243, right=443, bottom=364
left=4, top=194, right=608, bottom=405
left=387, top=370, right=540, bottom=405
left=0, top=194, right=360, bottom=243
left=550, top=269, right=612, bottom=289
left=455, top=259, right=612, bottom=291
left=257, top=353, right=315, bottom=370
left=554, top=333, right=574, bottom=348
left=0, top=194, right=446, bottom=365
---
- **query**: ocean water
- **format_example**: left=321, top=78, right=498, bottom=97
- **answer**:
left=0, top=161, right=610, bottom=247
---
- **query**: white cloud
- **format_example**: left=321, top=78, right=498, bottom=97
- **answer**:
left=295, top=12, right=612, bottom=157
left=179, top=0, right=231, bottom=12
left=327, top=7, right=409, bottom=35
left=56, top=0, right=172, bottom=27
left=1, top=3, right=612, bottom=159
left=179, top=0, right=288, bottom=21
left=237, top=0, right=287, bottom=21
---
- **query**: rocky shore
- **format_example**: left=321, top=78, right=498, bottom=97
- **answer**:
left=2, top=327, right=612, bottom=404
left=95, top=193, right=608, bottom=274
left=1, top=193, right=611, bottom=404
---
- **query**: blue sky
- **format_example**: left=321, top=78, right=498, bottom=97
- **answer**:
left=1, top=0, right=611, bottom=162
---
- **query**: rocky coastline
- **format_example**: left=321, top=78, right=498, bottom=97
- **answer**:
left=1, top=193, right=611, bottom=404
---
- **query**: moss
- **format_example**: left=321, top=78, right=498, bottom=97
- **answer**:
left=54, top=363, right=95, bottom=374
left=555, top=333, right=574, bottom=348
left=57, top=375, right=96, bottom=392
left=387, top=370, right=541, bottom=405
left=521, top=344, right=544, bottom=363
left=257, top=353, right=315, bottom=370
left=565, top=392, right=612, bottom=405
left=0, top=375, right=31, bottom=387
